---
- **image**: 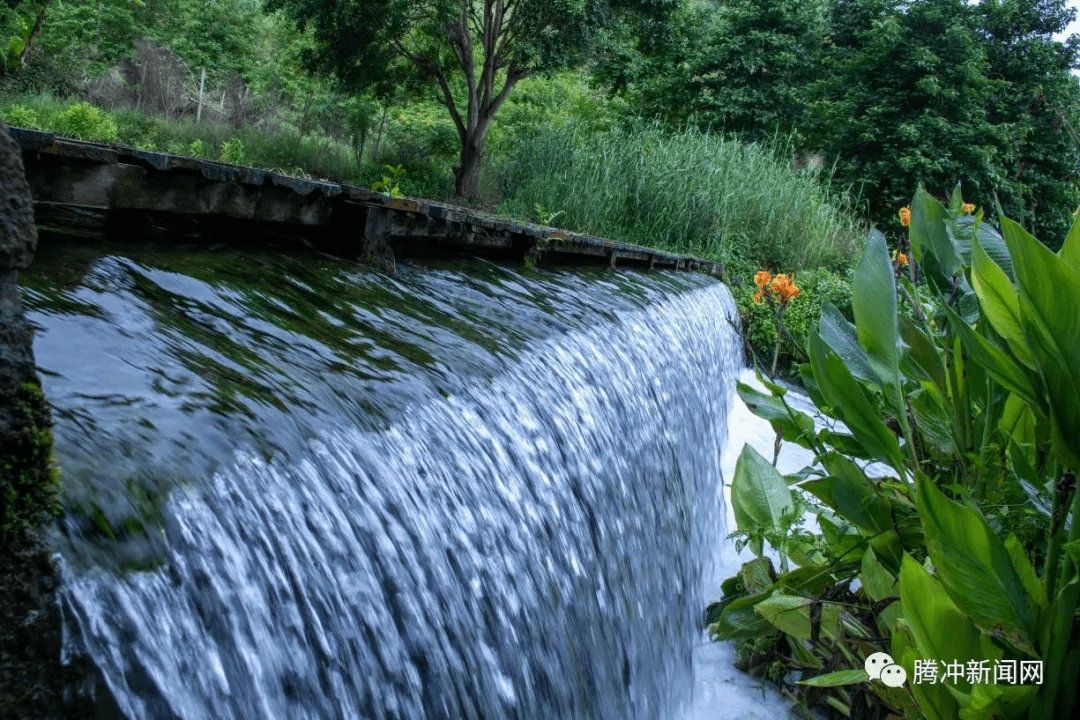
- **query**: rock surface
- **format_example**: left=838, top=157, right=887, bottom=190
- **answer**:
left=0, top=121, right=93, bottom=719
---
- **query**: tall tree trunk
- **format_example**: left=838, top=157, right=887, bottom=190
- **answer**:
left=17, top=4, right=49, bottom=69
left=454, top=133, right=484, bottom=201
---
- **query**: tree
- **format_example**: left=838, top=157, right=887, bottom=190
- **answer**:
left=810, top=0, right=1015, bottom=230
left=267, top=0, right=677, bottom=200
left=976, top=0, right=1080, bottom=245
left=807, top=0, right=1080, bottom=240
left=628, top=0, right=828, bottom=139
left=1, top=0, right=53, bottom=75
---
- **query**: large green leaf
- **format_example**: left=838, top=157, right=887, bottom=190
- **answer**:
left=1060, top=211, right=1080, bottom=274
left=853, top=230, right=903, bottom=411
left=943, top=304, right=1041, bottom=410
left=797, top=669, right=869, bottom=687
left=731, top=444, right=795, bottom=554
left=804, top=452, right=892, bottom=535
left=948, top=213, right=1014, bottom=280
left=909, top=384, right=957, bottom=457
left=861, top=548, right=901, bottom=633
left=911, top=187, right=960, bottom=275
left=708, top=591, right=774, bottom=640
left=818, top=302, right=874, bottom=384
left=809, top=331, right=906, bottom=474
left=817, top=512, right=864, bottom=562
left=736, top=381, right=816, bottom=449
left=1004, top=535, right=1046, bottom=611
left=894, top=623, right=960, bottom=720
left=971, top=234, right=1034, bottom=369
left=900, top=316, right=948, bottom=397
left=899, top=554, right=986, bottom=693
left=915, top=473, right=1038, bottom=654
left=1000, top=215, right=1080, bottom=470
left=754, top=593, right=843, bottom=642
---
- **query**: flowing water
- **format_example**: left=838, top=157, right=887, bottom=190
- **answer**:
left=22, top=239, right=788, bottom=719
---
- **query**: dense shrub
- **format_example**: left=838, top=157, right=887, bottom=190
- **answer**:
left=2, top=104, right=38, bottom=128
left=735, top=266, right=854, bottom=374
left=54, top=101, right=119, bottom=142
left=219, top=137, right=246, bottom=165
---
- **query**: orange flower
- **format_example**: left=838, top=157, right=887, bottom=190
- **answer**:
left=770, top=273, right=800, bottom=302
left=899, top=206, right=911, bottom=227
left=754, top=270, right=772, bottom=288
left=753, top=288, right=764, bottom=304
left=962, top=203, right=975, bottom=214
left=897, top=252, right=908, bottom=265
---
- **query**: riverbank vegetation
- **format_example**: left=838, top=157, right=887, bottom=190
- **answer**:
left=715, top=187, right=1080, bottom=719
left=4, top=2, right=1079, bottom=377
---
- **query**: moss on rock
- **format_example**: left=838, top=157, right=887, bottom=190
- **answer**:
left=1, top=382, right=61, bottom=540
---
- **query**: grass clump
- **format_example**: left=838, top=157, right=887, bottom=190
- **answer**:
left=493, top=122, right=864, bottom=272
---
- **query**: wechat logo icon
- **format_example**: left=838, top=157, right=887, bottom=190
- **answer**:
left=865, top=652, right=907, bottom=688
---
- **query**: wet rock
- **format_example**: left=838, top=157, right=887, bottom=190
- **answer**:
left=0, top=121, right=93, bottom=719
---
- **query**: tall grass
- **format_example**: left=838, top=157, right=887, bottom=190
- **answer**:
left=0, top=93, right=396, bottom=187
left=492, top=123, right=865, bottom=271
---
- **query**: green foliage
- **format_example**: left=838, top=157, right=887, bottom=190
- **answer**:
left=54, top=101, right=119, bottom=141
left=370, top=163, right=405, bottom=198
left=219, top=137, right=246, bottom=165
left=626, top=0, right=828, bottom=139
left=713, top=186, right=1080, bottom=718
left=0, top=102, right=37, bottom=127
left=495, top=123, right=864, bottom=270
left=266, top=0, right=678, bottom=198
left=186, top=138, right=205, bottom=158
left=0, top=0, right=50, bottom=76
left=132, top=0, right=260, bottom=79
left=736, top=267, right=853, bottom=376
left=810, top=0, right=1080, bottom=245
left=41, top=0, right=139, bottom=75
left=533, top=203, right=563, bottom=226
left=1, top=383, right=62, bottom=539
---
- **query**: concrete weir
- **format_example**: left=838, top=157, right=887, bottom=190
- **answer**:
left=10, top=127, right=722, bottom=274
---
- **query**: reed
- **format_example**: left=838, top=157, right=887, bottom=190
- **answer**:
left=493, top=122, right=865, bottom=270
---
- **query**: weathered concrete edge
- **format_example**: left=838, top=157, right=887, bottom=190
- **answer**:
left=9, top=127, right=724, bottom=275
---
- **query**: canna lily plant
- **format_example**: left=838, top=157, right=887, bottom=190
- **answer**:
left=711, top=185, right=1080, bottom=720
left=753, top=270, right=802, bottom=376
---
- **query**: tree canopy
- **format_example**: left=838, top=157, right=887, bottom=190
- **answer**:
left=268, top=0, right=677, bottom=199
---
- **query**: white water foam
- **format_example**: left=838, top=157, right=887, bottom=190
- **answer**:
left=676, top=369, right=819, bottom=720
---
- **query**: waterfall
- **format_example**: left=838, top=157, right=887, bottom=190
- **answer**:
left=25, top=248, right=744, bottom=719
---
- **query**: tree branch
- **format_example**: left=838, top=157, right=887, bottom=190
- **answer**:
left=401, top=43, right=466, bottom=141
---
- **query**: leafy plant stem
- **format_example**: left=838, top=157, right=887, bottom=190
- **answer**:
left=823, top=695, right=850, bottom=716
left=1043, top=471, right=1073, bottom=600
left=975, top=373, right=995, bottom=502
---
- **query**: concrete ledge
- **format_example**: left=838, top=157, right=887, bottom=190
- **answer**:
left=11, top=127, right=723, bottom=275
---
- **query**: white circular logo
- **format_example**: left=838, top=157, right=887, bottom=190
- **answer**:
left=880, top=663, right=907, bottom=688
left=864, top=652, right=894, bottom=680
